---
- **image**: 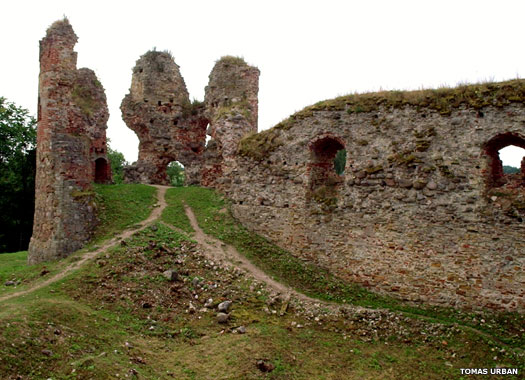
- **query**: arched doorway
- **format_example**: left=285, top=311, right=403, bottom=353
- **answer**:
left=94, top=157, right=110, bottom=184
left=167, top=160, right=185, bottom=186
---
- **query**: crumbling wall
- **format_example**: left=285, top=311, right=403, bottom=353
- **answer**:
left=229, top=81, right=525, bottom=311
left=121, top=55, right=258, bottom=187
left=28, top=19, right=111, bottom=264
left=121, top=51, right=208, bottom=185
left=201, top=56, right=259, bottom=188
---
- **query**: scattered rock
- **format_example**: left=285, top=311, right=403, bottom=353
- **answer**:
left=4, top=280, right=15, bottom=286
left=218, top=300, right=232, bottom=313
left=150, top=225, right=158, bottom=231
left=131, top=356, right=146, bottom=364
left=41, top=349, right=53, bottom=357
left=236, top=325, right=246, bottom=334
left=142, top=302, right=152, bottom=309
left=188, top=302, right=196, bottom=314
left=256, top=359, right=275, bottom=373
left=280, top=294, right=290, bottom=316
left=163, top=269, right=178, bottom=281
left=217, top=312, right=229, bottom=324
left=192, top=277, right=200, bottom=287
left=204, top=298, right=214, bottom=308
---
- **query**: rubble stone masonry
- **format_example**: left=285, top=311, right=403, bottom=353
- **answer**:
left=232, top=82, right=525, bottom=311
left=28, top=19, right=111, bottom=264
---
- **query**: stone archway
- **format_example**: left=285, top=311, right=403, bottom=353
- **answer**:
left=307, top=134, right=346, bottom=209
left=484, top=132, right=525, bottom=187
left=94, top=157, right=110, bottom=184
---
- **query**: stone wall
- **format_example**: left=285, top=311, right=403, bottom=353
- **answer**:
left=121, top=51, right=208, bottom=185
left=227, top=81, right=525, bottom=311
left=121, top=55, right=258, bottom=186
left=28, top=19, right=111, bottom=264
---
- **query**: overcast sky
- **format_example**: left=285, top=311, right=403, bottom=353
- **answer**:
left=2, top=0, right=525, bottom=166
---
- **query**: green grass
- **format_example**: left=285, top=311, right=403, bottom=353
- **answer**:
left=163, top=187, right=525, bottom=350
left=93, top=183, right=156, bottom=241
left=0, top=184, right=157, bottom=298
left=1, top=192, right=523, bottom=378
left=161, top=189, right=193, bottom=233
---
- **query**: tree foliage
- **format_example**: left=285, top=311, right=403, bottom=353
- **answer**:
left=0, top=97, right=36, bottom=253
left=333, top=149, right=346, bottom=175
left=107, top=143, right=128, bottom=184
left=167, top=161, right=185, bottom=187
left=503, top=165, right=520, bottom=174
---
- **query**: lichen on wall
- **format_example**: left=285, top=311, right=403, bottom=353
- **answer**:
left=228, top=80, right=525, bottom=312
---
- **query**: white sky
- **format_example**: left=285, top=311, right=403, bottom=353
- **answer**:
left=2, top=0, right=525, bottom=167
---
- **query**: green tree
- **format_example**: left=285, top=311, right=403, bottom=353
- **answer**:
left=0, top=97, right=36, bottom=253
left=167, top=161, right=185, bottom=186
left=333, top=149, right=346, bottom=175
left=503, top=165, right=519, bottom=174
left=107, top=143, right=128, bottom=184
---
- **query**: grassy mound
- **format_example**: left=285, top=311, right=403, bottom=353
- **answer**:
left=163, top=187, right=525, bottom=350
left=0, top=185, right=523, bottom=378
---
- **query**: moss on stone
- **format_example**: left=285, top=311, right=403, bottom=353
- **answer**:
left=365, top=165, right=383, bottom=174
left=388, top=151, right=420, bottom=166
left=308, top=185, right=338, bottom=211
left=72, top=85, right=99, bottom=117
left=217, top=56, right=247, bottom=66
left=415, top=140, right=431, bottom=152
left=238, top=79, right=525, bottom=161
left=181, top=99, right=205, bottom=118
left=238, top=128, right=283, bottom=160
left=71, top=190, right=95, bottom=198
left=213, top=99, right=252, bottom=121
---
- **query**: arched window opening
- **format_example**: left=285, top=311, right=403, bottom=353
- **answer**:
left=500, top=146, right=525, bottom=175
left=308, top=135, right=346, bottom=210
left=94, top=157, right=110, bottom=184
left=484, top=133, right=525, bottom=188
left=167, top=161, right=185, bottom=187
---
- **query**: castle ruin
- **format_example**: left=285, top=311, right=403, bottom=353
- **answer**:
left=30, top=19, right=524, bottom=312
left=28, top=19, right=111, bottom=264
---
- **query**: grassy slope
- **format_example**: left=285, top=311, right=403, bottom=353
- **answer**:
left=163, top=187, right=525, bottom=349
left=0, top=185, right=523, bottom=379
left=0, top=184, right=156, bottom=299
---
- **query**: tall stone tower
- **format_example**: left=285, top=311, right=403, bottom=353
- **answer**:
left=28, top=19, right=111, bottom=264
left=120, top=51, right=208, bottom=185
left=200, top=56, right=259, bottom=187
left=120, top=53, right=259, bottom=188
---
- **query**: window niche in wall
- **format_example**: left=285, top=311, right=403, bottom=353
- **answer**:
left=484, top=132, right=525, bottom=221
left=307, top=135, right=346, bottom=210
left=484, top=133, right=525, bottom=188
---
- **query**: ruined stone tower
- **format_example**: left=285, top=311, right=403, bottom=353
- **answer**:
left=121, top=54, right=259, bottom=187
left=201, top=56, right=260, bottom=187
left=121, top=51, right=208, bottom=185
left=28, top=19, right=111, bottom=264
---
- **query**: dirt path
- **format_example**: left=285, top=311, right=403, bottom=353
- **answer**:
left=183, top=204, right=322, bottom=305
left=182, top=204, right=524, bottom=353
left=0, top=185, right=168, bottom=303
